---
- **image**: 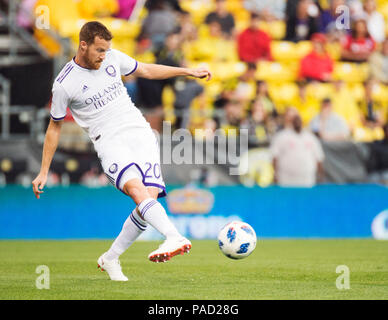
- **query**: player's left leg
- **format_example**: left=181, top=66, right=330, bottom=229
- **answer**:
left=97, top=183, right=156, bottom=281
left=123, top=179, right=191, bottom=263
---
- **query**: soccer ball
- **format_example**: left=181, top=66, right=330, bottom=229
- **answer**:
left=218, top=221, right=257, bottom=259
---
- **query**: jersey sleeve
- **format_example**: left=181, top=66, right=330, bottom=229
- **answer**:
left=50, top=82, right=69, bottom=121
left=111, top=49, right=138, bottom=76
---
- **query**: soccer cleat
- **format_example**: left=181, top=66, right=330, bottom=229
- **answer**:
left=148, top=237, right=192, bottom=263
left=97, top=253, right=128, bottom=281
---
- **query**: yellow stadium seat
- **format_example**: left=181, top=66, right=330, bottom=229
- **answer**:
left=214, top=61, right=246, bottom=80
left=268, top=82, right=299, bottom=105
left=180, top=0, right=214, bottom=26
left=271, top=41, right=299, bottom=62
left=353, top=126, right=385, bottom=142
left=259, top=21, right=286, bottom=40
left=306, top=82, right=334, bottom=101
left=34, top=29, right=62, bottom=56
left=378, top=2, right=388, bottom=21
left=347, top=83, right=366, bottom=103
left=133, top=50, right=156, bottom=64
left=189, top=61, right=245, bottom=81
left=371, top=83, right=388, bottom=103
left=162, top=86, right=176, bottom=124
left=256, top=62, right=298, bottom=82
left=333, top=62, right=370, bottom=83
left=297, top=41, right=313, bottom=57
left=111, top=40, right=136, bottom=56
left=326, top=42, right=342, bottom=61
left=205, top=81, right=223, bottom=99
left=184, top=37, right=237, bottom=63
left=77, top=0, right=119, bottom=19
left=35, top=0, right=81, bottom=31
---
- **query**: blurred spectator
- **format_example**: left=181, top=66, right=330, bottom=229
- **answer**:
left=178, top=10, right=198, bottom=43
left=367, top=123, right=388, bottom=180
left=17, top=0, right=37, bottom=32
left=292, top=81, right=320, bottom=125
left=299, top=33, right=334, bottom=82
left=139, top=0, right=178, bottom=52
left=233, top=63, right=258, bottom=109
left=137, top=29, right=204, bottom=131
left=255, top=80, right=277, bottom=117
left=369, top=39, right=388, bottom=85
left=363, top=0, right=385, bottom=43
left=145, top=0, right=183, bottom=13
left=285, top=0, right=321, bottom=18
left=243, top=0, right=286, bottom=21
left=173, top=79, right=205, bottom=130
left=281, top=106, right=299, bottom=129
left=114, top=0, right=137, bottom=19
left=309, top=98, right=351, bottom=141
left=331, top=80, right=362, bottom=132
left=219, top=97, right=245, bottom=131
left=237, top=12, right=272, bottom=63
left=341, top=16, right=376, bottom=63
left=241, top=99, right=273, bottom=145
left=319, top=0, right=346, bottom=34
left=270, top=111, right=324, bottom=186
left=204, top=0, right=235, bottom=39
left=285, top=0, right=320, bottom=42
left=348, top=0, right=364, bottom=16
left=361, top=78, right=386, bottom=128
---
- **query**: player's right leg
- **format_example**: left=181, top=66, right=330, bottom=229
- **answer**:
left=123, top=179, right=191, bottom=263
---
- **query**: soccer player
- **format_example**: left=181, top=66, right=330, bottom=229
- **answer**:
left=31, top=21, right=211, bottom=281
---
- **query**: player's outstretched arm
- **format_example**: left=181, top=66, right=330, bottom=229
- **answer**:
left=133, top=62, right=212, bottom=81
left=32, top=119, right=62, bottom=199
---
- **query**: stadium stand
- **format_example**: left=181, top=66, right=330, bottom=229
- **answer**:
left=0, top=0, right=387, bottom=187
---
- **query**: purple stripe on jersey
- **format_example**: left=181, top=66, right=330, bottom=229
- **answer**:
left=124, top=60, right=138, bottom=76
left=131, top=212, right=147, bottom=229
left=56, top=64, right=72, bottom=83
left=50, top=113, right=66, bottom=121
left=130, top=214, right=146, bottom=231
left=115, top=162, right=144, bottom=190
left=58, top=66, right=74, bottom=83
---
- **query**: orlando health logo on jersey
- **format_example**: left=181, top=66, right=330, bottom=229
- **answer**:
left=84, top=81, right=125, bottom=109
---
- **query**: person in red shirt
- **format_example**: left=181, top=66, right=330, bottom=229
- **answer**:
left=299, top=33, right=334, bottom=82
left=341, top=16, right=376, bottom=63
left=237, top=12, right=272, bottom=63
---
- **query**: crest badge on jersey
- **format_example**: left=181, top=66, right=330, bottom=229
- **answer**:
left=109, top=163, right=118, bottom=174
left=105, top=65, right=116, bottom=77
left=82, top=85, right=89, bottom=93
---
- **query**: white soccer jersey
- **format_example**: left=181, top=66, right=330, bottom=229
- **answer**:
left=50, top=49, right=149, bottom=141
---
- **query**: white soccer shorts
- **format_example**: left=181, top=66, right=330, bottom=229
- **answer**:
left=94, top=126, right=166, bottom=198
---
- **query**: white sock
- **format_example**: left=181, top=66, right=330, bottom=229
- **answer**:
left=138, top=198, right=181, bottom=239
left=105, top=208, right=147, bottom=261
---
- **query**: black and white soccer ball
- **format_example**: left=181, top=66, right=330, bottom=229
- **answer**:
left=218, top=221, right=257, bottom=259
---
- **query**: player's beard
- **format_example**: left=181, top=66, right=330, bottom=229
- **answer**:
left=84, top=50, right=103, bottom=70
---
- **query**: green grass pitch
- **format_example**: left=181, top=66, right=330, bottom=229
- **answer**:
left=0, top=239, right=387, bottom=300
